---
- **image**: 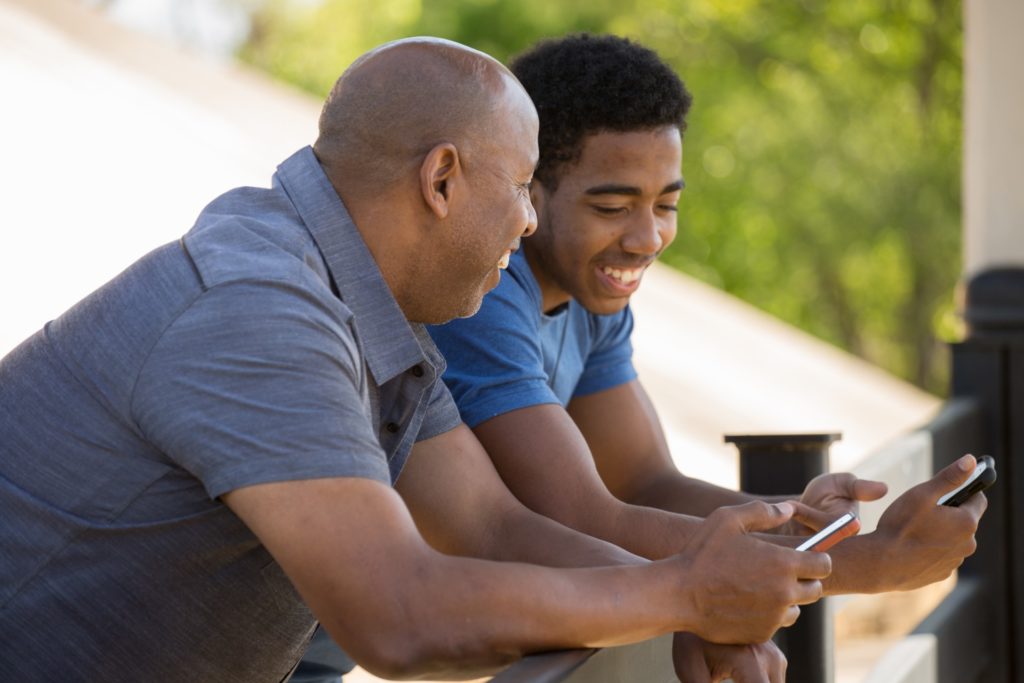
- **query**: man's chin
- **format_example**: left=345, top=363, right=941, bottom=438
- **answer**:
left=414, top=273, right=497, bottom=324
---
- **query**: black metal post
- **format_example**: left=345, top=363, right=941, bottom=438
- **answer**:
left=946, top=267, right=1024, bottom=683
left=727, top=432, right=841, bottom=683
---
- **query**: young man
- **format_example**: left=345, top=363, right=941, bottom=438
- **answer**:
left=0, top=38, right=831, bottom=683
left=428, top=29, right=986, bottom=620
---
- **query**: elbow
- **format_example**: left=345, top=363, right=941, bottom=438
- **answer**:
left=354, top=640, right=431, bottom=681
left=348, top=630, right=517, bottom=681
left=322, top=608, right=516, bottom=680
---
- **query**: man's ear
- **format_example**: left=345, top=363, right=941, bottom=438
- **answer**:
left=420, top=143, right=460, bottom=220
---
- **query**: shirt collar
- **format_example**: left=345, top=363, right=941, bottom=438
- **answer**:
left=274, top=146, right=435, bottom=385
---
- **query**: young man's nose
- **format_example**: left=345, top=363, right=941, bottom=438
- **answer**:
left=622, top=209, right=664, bottom=255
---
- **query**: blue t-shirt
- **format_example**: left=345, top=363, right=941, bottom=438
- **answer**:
left=428, top=249, right=637, bottom=427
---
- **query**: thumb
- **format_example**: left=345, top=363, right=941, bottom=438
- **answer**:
left=727, top=500, right=795, bottom=534
left=852, top=478, right=888, bottom=502
left=930, top=454, right=977, bottom=498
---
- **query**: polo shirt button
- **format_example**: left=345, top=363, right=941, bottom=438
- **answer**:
left=410, top=365, right=424, bottom=377
left=385, top=422, right=400, bottom=433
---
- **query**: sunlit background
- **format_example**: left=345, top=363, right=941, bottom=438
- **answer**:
left=0, top=1, right=963, bottom=680
left=86, top=0, right=965, bottom=396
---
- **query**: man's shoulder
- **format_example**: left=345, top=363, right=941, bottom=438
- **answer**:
left=182, top=185, right=326, bottom=292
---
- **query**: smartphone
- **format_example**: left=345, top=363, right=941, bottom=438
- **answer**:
left=796, top=512, right=860, bottom=552
left=937, top=456, right=997, bottom=507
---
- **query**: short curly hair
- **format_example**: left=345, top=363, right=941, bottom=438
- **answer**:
left=510, top=33, right=693, bottom=189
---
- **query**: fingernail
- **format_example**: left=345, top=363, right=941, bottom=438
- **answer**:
left=958, top=454, right=975, bottom=472
left=775, top=502, right=794, bottom=516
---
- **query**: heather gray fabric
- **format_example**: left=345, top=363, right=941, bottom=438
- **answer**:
left=0, top=146, right=461, bottom=682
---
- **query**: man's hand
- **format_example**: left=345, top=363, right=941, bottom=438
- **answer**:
left=864, top=454, right=986, bottom=591
left=669, top=501, right=831, bottom=644
left=779, top=473, right=889, bottom=536
left=672, top=632, right=786, bottom=683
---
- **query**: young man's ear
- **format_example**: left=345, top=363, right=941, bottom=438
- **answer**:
left=529, top=177, right=548, bottom=217
left=420, top=143, right=460, bottom=220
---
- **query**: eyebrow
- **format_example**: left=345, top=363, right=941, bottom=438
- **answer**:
left=584, top=178, right=686, bottom=196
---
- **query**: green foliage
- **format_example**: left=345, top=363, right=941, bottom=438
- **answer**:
left=239, top=0, right=963, bottom=395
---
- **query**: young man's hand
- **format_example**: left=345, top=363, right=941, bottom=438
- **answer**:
left=778, top=473, right=888, bottom=536
left=672, top=632, right=786, bottom=683
left=865, top=454, right=986, bottom=591
left=669, top=501, right=831, bottom=644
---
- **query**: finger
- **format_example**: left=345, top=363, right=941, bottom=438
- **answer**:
left=722, top=500, right=795, bottom=534
left=928, top=454, right=977, bottom=499
left=852, top=478, right=888, bottom=502
left=959, top=490, right=988, bottom=522
left=767, top=642, right=787, bottom=683
left=727, top=659, right=769, bottom=683
left=788, top=501, right=833, bottom=533
left=671, top=633, right=712, bottom=683
left=793, top=548, right=833, bottom=580
left=781, top=604, right=801, bottom=628
left=791, top=578, right=825, bottom=605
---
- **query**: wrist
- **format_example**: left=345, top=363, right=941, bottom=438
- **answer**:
left=821, top=532, right=887, bottom=595
left=649, top=556, right=702, bottom=634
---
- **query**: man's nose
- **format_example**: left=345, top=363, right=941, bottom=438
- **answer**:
left=622, top=209, right=663, bottom=255
left=522, top=198, right=538, bottom=237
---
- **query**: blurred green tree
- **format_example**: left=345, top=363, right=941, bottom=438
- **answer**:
left=239, top=0, right=962, bottom=394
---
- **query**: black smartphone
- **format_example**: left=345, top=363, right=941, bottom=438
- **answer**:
left=937, top=456, right=997, bottom=507
left=796, top=512, right=860, bottom=552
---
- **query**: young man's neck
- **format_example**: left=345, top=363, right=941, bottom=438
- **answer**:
left=524, top=243, right=572, bottom=314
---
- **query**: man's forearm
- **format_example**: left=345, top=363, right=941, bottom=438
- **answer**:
left=486, top=501, right=649, bottom=568
left=627, top=470, right=766, bottom=517
left=321, top=546, right=686, bottom=679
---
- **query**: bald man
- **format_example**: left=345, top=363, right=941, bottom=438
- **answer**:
left=0, top=39, right=830, bottom=682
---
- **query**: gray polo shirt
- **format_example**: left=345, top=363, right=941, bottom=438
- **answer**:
left=0, top=147, right=461, bottom=682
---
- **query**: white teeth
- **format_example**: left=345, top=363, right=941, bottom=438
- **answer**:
left=498, top=252, right=511, bottom=270
left=602, top=266, right=642, bottom=284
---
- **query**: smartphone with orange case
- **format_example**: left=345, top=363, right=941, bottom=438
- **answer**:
left=796, top=512, right=860, bottom=552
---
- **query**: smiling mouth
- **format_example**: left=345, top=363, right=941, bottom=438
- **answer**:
left=498, top=252, right=511, bottom=269
left=600, top=265, right=644, bottom=285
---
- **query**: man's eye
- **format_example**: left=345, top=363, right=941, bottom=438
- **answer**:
left=592, top=205, right=626, bottom=215
left=658, top=204, right=679, bottom=213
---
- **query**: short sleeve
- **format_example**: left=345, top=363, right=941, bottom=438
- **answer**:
left=415, top=379, right=462, bottom=442
left=428, top=271, right=559, bottom=428
left=132, top=280, right=391, bottom=499
left=573, top=305, right=638, bottom=398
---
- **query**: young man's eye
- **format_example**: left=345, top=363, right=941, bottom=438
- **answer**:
left=658, top=204, right=679, bottom=213
left=592, top=205, right=626, bottom=215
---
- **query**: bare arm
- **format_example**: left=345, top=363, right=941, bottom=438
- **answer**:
left=572, top=383, right=988, bottom=596
left=223, top=426, right=830, bottom=678
left=399, top=424, right=810, bottom=681
left=395, top=423, right=644, bottom=568
left=473, top=401, right=706, bottom=559
left=568, top=380, right=760, bottom=516
left=224, top=475, right=678, bottom=680
left=571, top=381, right=888, bottom=534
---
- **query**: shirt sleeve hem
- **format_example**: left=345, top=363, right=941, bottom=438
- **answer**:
left=460, top=384, right=562, bottom=429
left=573, top=366, right=638, bottom=399
left=204, top=454, right=392, bottom=500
